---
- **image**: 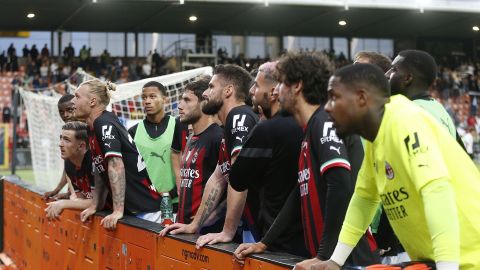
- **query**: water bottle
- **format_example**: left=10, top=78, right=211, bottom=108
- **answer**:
left=160, top=192, right=174, bottom=226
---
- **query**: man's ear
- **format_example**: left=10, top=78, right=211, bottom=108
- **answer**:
left=89, top=96, right=97, bottom=107
left=292, top=80, right=303, bottom=95
left=268, top=85, right=277, bottom=101
left=404, top=72, right=414, bottom=86
left=357, top=87, right=368, bottom=107
left=223, top=84, right=234, bottom=98
left=163, top=95, right=169, bottom=104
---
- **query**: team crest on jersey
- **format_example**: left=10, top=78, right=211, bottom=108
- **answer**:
left=192, top=151, right=199, bottom=163
left=385, top=161, right=394, bottom=180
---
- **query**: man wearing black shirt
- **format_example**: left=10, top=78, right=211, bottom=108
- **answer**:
left=163, top=76, right=224, bottom=232
left=236, top=52, right=377, bottom=269
left=128, top=81, right=187, bottom=207
left=160, top=64, right=258, bottom=246
left=45, top=121, right=94, bottom=219
left=73, top=80, right=162, bottom=229
left=230, top=61, right=307, bottom=257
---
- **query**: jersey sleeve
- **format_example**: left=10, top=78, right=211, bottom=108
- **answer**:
left=94, top=118, right=123, bottom=159
left=171, top=117, right=188, bottom=152
left=128, top=123, right=138, bottom=139
left=226, top=112, right=257, bottom=158
left=393, top=116, right=449, bottom=191
left=230, top=124, right=271, bottom=191
left=315, top=120, right=351, bottom=175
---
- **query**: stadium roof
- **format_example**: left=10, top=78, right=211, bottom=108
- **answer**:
left=2, top=0, right=480, bottom=39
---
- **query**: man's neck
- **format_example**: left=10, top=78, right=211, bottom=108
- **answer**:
left=192, top=115, right=214, bottom=135
left=145, top=110, right=166, bottom=124
left=293, top=98, right=320, bottom=127
left=362, top=99, right=388, bottom=142
left=268, top=102, right=280, bottom=119
left=86, top=107, right=105, bottom=129
left=218, top=99, right=245, bottom=125
left=404, top=86, right=427, bottom=100
left=69, top=150, right=87, bottom=167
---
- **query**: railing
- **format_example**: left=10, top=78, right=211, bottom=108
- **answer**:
left=0, top=176, right=302, bottom=270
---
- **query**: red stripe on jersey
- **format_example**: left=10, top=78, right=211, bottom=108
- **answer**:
left=191, top=147, right=206, bottom=220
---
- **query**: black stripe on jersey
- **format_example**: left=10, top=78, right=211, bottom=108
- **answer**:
left=238, top=148, right=273, bottom=158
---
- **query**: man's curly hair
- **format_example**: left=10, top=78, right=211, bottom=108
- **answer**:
left=276, top=52, right=334, bottom=105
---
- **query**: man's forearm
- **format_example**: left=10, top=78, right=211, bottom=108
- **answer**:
left=191, top=167, right=226, bottom=229
left=222, top=184, right=247, bottom=235
left=107, top=157, right=126, bottom=214
left=60, top=199, right=93, bottom=211
left=52, top=170, right=68, bottom=193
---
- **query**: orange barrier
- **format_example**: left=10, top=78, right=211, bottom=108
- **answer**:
left=1, top=177, right=301, bottom=270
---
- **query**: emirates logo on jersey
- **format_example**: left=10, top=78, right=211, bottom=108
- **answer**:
left=385, top=161, right=395, bottom=180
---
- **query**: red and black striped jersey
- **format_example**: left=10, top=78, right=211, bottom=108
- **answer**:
left=177, top=123, right=223, bottom=224
left=298, top=107, right=352, bottom=257
left=64, top=151, right=94, bottom=199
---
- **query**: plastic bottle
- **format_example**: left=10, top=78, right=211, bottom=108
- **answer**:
left=160, top=192, right=174, bottom=226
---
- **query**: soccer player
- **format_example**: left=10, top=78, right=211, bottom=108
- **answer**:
left=174, top=76, right=225, bottom=232
left=354, top=51, right=392, bottom=73
left=354, top=52, right=407, bottom=263
left=386, top=50, right=460, bottom=141
left=128, top=81, right=187, bottom=209
left=315, top=63, right=480, bottom=270
left=159, top=64, right=258, bottom=246
left=43, top=94, right=77, bottom=200
left=73, top=80, right=162, bottom=229
left=235, top=52, right=377, bottom=270
left=45, top=121, right=94, bottom=219
left=230, top=61, right=307, bottom=257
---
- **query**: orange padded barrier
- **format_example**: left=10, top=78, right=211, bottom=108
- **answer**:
left=1, top=177, right=301, bottom=270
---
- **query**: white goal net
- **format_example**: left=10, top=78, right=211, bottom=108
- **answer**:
left=20, top=67, right=213, bottom=190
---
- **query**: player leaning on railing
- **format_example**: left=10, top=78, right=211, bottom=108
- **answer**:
left=72, top=79, right=163, bottom=229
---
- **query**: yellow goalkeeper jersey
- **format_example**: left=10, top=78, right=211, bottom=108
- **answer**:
left=354, top=95, right=480, bottom=268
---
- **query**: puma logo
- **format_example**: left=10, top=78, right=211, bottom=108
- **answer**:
left=236, top=136, right=245, bottom=143
left=151, top=149, right=167, bottom=163
left=329, top=146, right=341, bottom=155
left=104, top=142, right=112, bottom=148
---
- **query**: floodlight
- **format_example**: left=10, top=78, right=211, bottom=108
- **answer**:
left=189, top=15, right=198, bottom=22
left=338, top=20, right=347, bottom=26
left=27, top=13, right=35, bottom=19
left=473, top=26, right=480, bottom=31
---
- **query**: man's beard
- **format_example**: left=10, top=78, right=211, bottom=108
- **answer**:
left=202, top=98, right=223, bottom=115
left=180, top=110, right=201, bottom=125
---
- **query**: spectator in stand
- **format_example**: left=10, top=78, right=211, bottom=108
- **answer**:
left=2, top=103, right=11, bottom=123
left=100, top=49, right=110, bottom=69
left=79, top=45, right=89, bottom=68
left=7, top=43, right=16, bottom=58
left=41, top=44, right=50, bottom=58
left=22, top=44, right=30, bottom=58
left=152, top=49, right=161, bottom=73
left=63, top=43, right=75, bottom=64
left=30, top=44, right=39, bottom=62
left=0, top=51, right=6, bottom=73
